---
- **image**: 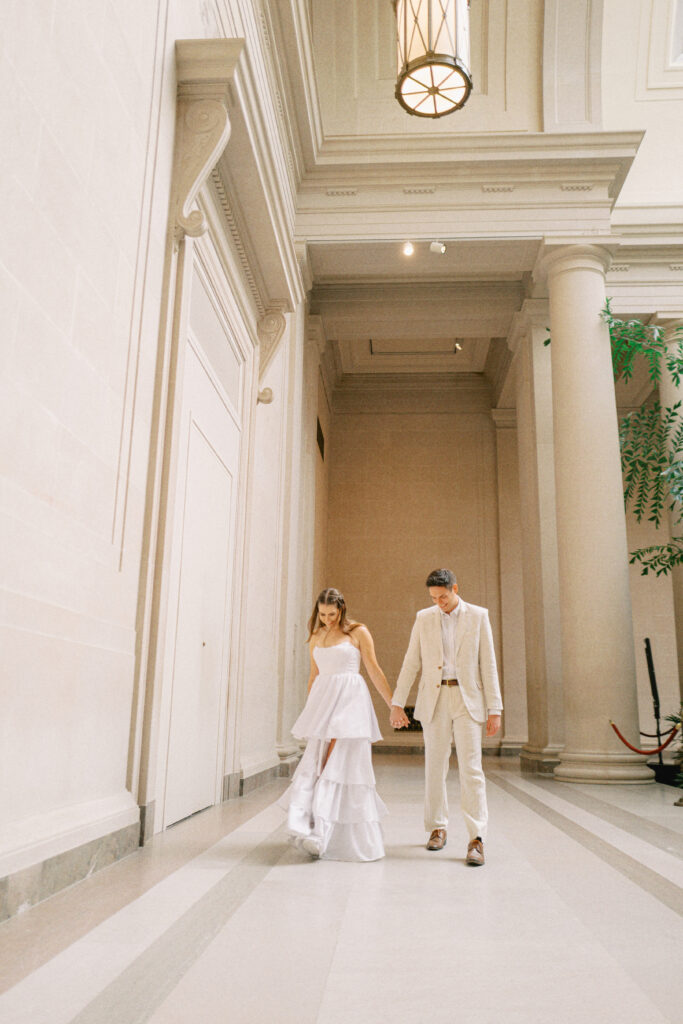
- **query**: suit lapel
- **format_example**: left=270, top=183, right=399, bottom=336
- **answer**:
left=455, top=600, right=469, bottom=660
left=430, top=605, right=443, bottom=660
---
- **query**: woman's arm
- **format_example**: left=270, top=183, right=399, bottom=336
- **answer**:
left=307, top=642, right=320, bottom=694
left=357, top=626, right=394, bottom=709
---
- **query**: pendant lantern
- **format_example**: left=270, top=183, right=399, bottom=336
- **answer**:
left=394, top=0, right=473, bottom=118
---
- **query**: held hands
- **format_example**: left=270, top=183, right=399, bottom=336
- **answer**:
left=389, top=705, right=410, bottom=730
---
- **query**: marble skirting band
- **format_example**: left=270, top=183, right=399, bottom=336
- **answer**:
left=1, top=759, right=303, bottom=926
left=0, top=823, right=140, bottom=924
left=223, top=755, right=303, bottom=802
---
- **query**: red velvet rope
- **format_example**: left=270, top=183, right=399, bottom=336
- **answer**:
left=610, top=720, right=680, bottom=755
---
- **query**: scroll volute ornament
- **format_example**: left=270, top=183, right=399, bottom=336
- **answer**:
left=257, top=305, right=288, bottom=379
left=172, top=39, right=244, bottom=241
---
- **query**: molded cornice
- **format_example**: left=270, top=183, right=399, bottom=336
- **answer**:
left=300, top=132, right=643, bottom=198
left=295, top=133, right=644, bottom=244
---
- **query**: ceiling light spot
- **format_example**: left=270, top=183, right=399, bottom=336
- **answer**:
left=403, top=241, right=415, bottom=256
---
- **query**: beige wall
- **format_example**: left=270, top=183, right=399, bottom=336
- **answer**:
left=325, top=379, right=502, bottom=744
left=626, top=508, right=680, bottom=733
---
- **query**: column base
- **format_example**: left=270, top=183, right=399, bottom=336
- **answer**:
left=499, top=738, right=526, bottom=757
left=277, top=743, right=302, bottom=779
left=554, top=751, right=655, bottom=784
left=520, top=744, right=563, bottom=775
left=277, top=742, right=301, bottom=759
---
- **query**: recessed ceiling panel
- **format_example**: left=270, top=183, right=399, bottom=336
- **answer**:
left=308, top=238, right=541, bottom=283
left=336, top=336, right=490, bottom=374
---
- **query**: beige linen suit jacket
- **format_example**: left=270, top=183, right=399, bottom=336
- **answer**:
left=393, top=601, right=503, bottom=725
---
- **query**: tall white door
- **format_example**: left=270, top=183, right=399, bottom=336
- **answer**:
left=161, top=309, right=243, bottom=827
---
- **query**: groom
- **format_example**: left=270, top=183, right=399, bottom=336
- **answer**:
left=389, top=569, right=502, bottom=865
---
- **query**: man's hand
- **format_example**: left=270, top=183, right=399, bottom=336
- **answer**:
left=390, top=706, right=410, bottom=729
left=486, top=713, right=502, bottom=737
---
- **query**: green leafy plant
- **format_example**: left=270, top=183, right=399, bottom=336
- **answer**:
left=603, top=302, right=683, bottom=387
left=608, top=301, right=683, bottom=574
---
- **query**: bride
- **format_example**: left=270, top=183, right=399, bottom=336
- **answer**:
left=280, top=587, right=407, bottom=861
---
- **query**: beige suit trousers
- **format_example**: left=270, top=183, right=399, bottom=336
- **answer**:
left=422, top=684, right=487, bottom=840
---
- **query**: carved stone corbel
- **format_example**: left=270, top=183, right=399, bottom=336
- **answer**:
left=172, top=39, right=244, bottom=242
left=257, top=304, right=288, bottom=379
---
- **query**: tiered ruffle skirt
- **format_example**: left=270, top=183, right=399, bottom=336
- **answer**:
left=279, top=671, right=387, bottom=861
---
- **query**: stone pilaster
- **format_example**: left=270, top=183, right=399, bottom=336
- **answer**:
left=542, top=245, right=652, bottom=783
left=275, top=303, right=314, bottom=766
left=491, top=408, right=528, bottom=756
left=509, top=301, right=565, bottom=774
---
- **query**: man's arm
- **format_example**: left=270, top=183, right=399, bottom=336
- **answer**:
left=392, top=617, right=422, bottom=708
left=479, top=611, right=503, bottom=714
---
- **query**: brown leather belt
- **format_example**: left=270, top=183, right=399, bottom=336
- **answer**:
left=441, top=678, right=459, bottom=686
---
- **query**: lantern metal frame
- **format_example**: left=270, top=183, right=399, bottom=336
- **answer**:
left=393, top=0, right=473, bottom=119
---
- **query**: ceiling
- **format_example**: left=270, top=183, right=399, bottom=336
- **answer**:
left=308, top=238, right=540, bottom=377
left=308, top=238, right=542, bottom=284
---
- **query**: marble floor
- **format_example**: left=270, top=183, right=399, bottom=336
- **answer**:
left=0, top=755, right=681, bottom=1024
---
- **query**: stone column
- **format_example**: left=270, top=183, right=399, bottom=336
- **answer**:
left=542, top=245, right=652, bottom=783
left=275, top=303, right=320, bottom=770
left=510, top=302, right=565, bottom=773
left=657, top=316, right=683, bottom=702
left=492, top=409, right=528, bottom=755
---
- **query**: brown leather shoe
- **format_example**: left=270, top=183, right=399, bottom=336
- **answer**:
left=426, top=828, right=447, bottom=851
left=466, top=837, right=485, bottom=865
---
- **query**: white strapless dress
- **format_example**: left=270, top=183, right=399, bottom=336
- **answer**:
left=279, top=641, right=387, bottom=861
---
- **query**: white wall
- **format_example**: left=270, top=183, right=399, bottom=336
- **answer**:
left=0, top=0, right=173, bottom=874
left=238, top=342, right=290, bottom=778
left=311, top=0, right=543, bottom=136
left=603, top=0, right=683, bottom=205
left=0, top=0, right=310, bottom=886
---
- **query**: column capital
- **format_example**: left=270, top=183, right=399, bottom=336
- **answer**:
left=305, top=314, right=327, bottom=363
left=535, top=243, right=614, bottom=285
left=652, top=313, right=683, bottom=337
left=507, top=299, right=550, bottom=355
left=296, top=243, right=313, bottom=294
left=491, top=407, right=516, bottom=429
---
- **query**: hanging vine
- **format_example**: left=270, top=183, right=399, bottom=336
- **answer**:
left=607, top=301, right=683, bottom=575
